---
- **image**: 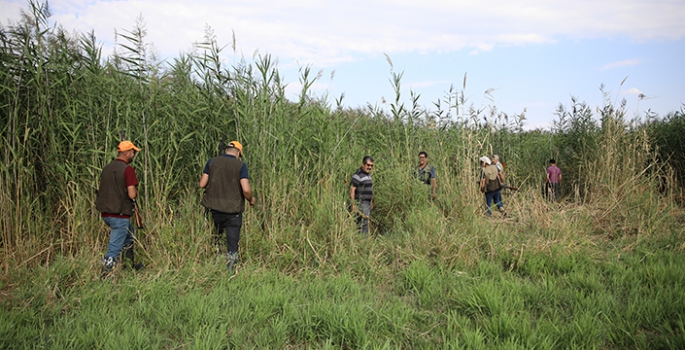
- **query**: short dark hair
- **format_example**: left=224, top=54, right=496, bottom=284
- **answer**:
left=549, top=159, right=556, bottom=164
left=419, top=151, right=428, bottom=158
left=362, top=156, right=374, bottom=164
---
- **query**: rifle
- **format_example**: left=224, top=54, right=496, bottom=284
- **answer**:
left=219, top=134, right=226, bottom=156
left=502, top=185, right=519, bottom=191
left=479, top=184, right=520, bottom=193
left=132, top=199, right=144, bottom=229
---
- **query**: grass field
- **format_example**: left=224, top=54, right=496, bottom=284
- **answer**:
left=3, top=204, right=684, bottom=349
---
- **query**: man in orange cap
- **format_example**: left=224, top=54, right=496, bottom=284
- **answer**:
left=95, top=140, right=143, bottom=277
left=200, top=140, right=256, bottom=272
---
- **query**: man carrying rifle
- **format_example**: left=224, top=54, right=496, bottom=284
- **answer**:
left=491, top=154, right=520, bottom=192
left=200, top=141, right=256, bottom=272
left=479, top=156, right=506, bottom=217
left=95, top=140, right=144, bottom=278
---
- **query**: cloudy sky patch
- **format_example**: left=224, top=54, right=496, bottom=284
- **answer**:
left=601, top=59, right=642, bottom=71
left=1, top=0, right=683, bottom=128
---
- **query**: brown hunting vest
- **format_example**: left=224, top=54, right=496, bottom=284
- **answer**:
left=201, top=156, right=245, bottom=214
left=95, top=160, right=133, bottom=216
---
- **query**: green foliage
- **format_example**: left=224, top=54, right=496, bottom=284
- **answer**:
left=649, top=106, right=685, bottom=194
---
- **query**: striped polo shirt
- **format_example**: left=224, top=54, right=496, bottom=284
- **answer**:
left=351, top=168, right=373, bottom=203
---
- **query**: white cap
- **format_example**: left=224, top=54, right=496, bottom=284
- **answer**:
left=479, top=156, right=492, bottom=165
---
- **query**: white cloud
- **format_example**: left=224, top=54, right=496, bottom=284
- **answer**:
left=622, top=87, right=643, bottom=95
left=0, top=1, right=28, bottom=24
left=2, top=0, right=683, bottom=67
left=600, top=59, right=642, bottom=70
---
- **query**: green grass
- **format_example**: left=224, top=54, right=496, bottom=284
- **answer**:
left=2, top=225, right=684, bottom=349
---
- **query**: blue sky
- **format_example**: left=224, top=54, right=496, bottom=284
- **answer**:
left=2, top=0, right=683, bottom=129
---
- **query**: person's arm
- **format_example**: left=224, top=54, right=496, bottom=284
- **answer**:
left=199, top=173, right=209, bottom=188
left=350, top=185, right=357, bottom=211
left=125, top=166, right=138, bottom=199
left=480, top=170, right=486, bottom=192
left=546, top=170, right=550, bottom=184
left=558, top=173, right=562, bottom=183
left=498, top=170, right=504, bottom=184
left=240, top=178, right=256, bottom=206
left=199, top=159, right=212, bottom=188
left=127, top=185, right=137, bottom=200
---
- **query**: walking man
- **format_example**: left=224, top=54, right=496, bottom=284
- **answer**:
left=479, top=156, right=505, bottom=217
left=200, top=141, right=256, bottom=271
left=546, top=159, right=562, bottom=201
left=350, top=156, right=374, bottom=234
left=95, top=140, right=144, bottom=277
left=414, top=151, right=436, bottom=200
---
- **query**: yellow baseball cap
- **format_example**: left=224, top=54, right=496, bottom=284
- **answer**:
left=117, top=140, right=141, bottom=152
left=228, top=141, right=243, bottom=154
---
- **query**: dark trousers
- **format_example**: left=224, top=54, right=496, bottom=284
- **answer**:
left=211, top=211, right=243, bottom=254
left=548, top=182, right=559, bottom=201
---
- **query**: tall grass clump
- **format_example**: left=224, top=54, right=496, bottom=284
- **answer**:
left=648, top=105, right=685, bottom=201
left=1, top=0, right=681, bottom=277
left=545, top=86, right=676, bottom=238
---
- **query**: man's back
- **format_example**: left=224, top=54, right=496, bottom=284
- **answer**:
left=547, top=165, right=561, bottom=183
left=201, top=155, right=246, bottom=213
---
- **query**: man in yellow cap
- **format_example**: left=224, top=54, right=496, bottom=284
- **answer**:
left=200, top=140, right=256, bottom=272
left=95, top=140, right=143, bottom=277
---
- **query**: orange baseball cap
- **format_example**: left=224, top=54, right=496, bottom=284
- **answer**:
left=117, top=140, right=141, bottom=152
left=228, top=141, right=243, bottom=154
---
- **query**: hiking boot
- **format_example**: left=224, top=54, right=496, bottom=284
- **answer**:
left=100, top=256, right=116, bottom=279
left=122, top=243, right=144, bottom=271
left=226, top=252, right=239, bottom=273
left=498, top=207, right=507, bottom=217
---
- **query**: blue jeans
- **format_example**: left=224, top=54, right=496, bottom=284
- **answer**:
left=485, top=190, right=503, bottom=216
left=103, top=217, right=135, bottom=259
